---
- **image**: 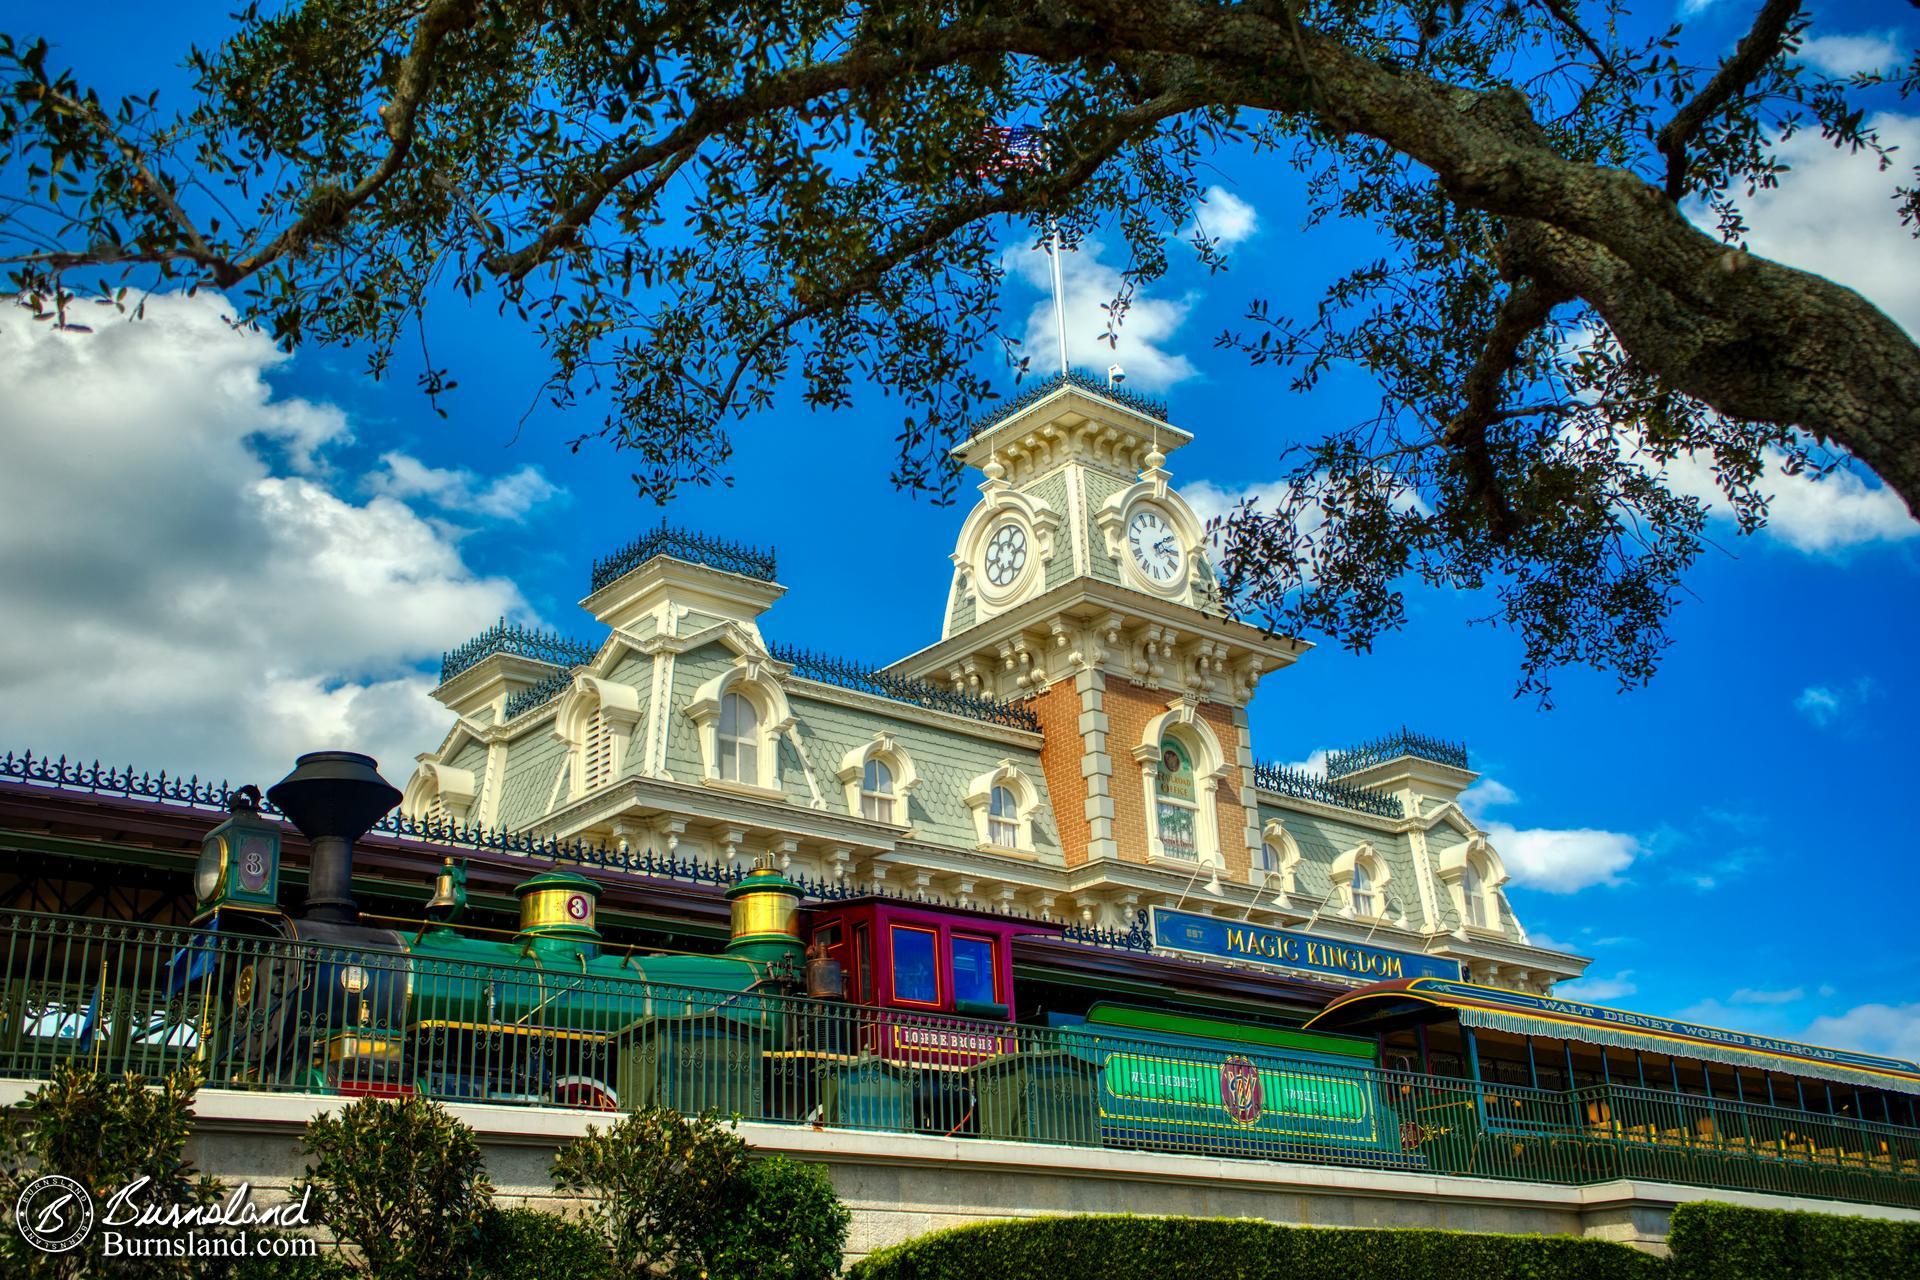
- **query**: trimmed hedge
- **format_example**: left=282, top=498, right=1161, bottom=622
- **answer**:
left=845, top=1215, right=1663, bottom=1280
left=1668, top=1201, right=1920, bottom=1280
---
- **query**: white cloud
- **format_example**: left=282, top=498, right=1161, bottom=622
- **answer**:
left=0, top=293, right=532, bottom=786
left=1797, top=32, right=1903, bottom=78
left=1803, top=1003, right=1920, bottom=1060
left=1460, top=777, right=1519, bottom=821
left=366, top=451, right=561, bottom=522
left=1680, top=0, right=1721, bottom=17
left=1651, top=444, right=1917, bottom=554
left=1190, top=186, right=1259, bottom=250
left=1731, top=986, right=1805, bottom=1005
left=1794, top=676, right=1877, bottom=726
left=1483, top=821, right=1641, bottom=893
left=1180, top=478, right=1293, bottom=534
left=1729, top=112, right=1920, bottom=336
left=1008, top=237, right=1197, bottom=389
left=1558, top=970, right=1638, bottom=1002
left=1654, top=112, right=1920, bottom=554
left=1795, top=685, right=1841, bottom=725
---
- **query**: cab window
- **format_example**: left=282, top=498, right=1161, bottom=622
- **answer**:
left=890, top=925, right=940, bottom=1005
left=951, top=935, right=997, bottom=1006
left=852, top=924, right=873, bottom=1003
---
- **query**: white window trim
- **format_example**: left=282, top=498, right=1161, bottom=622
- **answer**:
left=1437, top=832, right=1510, bottom=935
left=687, top=657, right=795, bottom=799
left=964, top=760, right=1039, bottom=854
left=836, top=733, right=920, bottom=827
left=1135, top=704, right=1228, bottom=869
left=553, top=675, right=644, bottom=801
left=401, top=761, right=478, bottom=826
left=1256, top=818, right=1302, bottom=901
left=1328, top=841, right=1395, bottom=922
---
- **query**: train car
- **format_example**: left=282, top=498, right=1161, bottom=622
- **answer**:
left=1307, top=977, right=1920, bottom=1188
left=1026, top=1004, right=1420, bottom=1168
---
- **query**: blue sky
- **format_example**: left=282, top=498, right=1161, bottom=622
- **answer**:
left=3, top=1, right=1916, bottom=1060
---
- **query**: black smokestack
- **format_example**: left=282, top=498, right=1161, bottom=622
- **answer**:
left=267, top=751, right=401, bottom=924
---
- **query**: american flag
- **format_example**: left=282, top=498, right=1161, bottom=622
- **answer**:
left=972, top=125, right=1049, bottom=180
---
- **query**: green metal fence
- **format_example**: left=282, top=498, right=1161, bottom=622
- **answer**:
left=2, top=911, right=1915, bottom=1209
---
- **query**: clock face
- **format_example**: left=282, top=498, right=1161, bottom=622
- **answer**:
left=983, top=522, right=1028, bottom=589
left=1127, top=507, right=1183, bottom=584
left=195, top=837, right=226, bottom=903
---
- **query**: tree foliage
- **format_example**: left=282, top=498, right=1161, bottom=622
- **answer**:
left=2, top=0, right=1916, bottom=694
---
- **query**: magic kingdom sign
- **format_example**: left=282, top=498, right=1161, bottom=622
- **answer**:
left=1149, top=907, right=1463, bottom=983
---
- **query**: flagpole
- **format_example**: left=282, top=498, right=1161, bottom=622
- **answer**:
left=1047, top=218, right=1070, bottom=376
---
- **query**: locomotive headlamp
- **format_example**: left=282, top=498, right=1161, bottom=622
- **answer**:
left=339, top=965, right=370, bottom=994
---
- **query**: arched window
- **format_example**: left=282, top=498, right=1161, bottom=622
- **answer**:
left=1352, top=863, right=1378, bottom=917
left=861, top=758, right=895, bottom=822
left=717, top=691, right=759, bottom=785
left=1153, top=736, right=1199, bottom=861
left=988, top=785, right=1019, bottom=847
left=1462, top=861, right=1486, bottom=927
left=1256, top=841, right=1280, bottom=874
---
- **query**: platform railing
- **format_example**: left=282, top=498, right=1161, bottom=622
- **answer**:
left=1, top=911, right=1915, bottom=1209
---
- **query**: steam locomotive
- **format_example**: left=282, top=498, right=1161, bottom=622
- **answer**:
left=181, top=751, right=1411, bottom=1162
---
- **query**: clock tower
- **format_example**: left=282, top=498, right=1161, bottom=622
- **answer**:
left=889, top=373, right=1305, bottom=876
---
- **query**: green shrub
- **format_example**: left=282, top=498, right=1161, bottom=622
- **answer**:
left=552, top=1109, right=848, bottom=1280
left=0, top=1064, right=223, bottom=1280
left=225, top=1242, right=357, bottom=1280
left=1668, top=1201, right=1920, bottom=1280
left=475, top=1207, right=617, bottom=1280
left=846, top=1215, right=1663, bottom=1280
left=300, top=1095, right=494, bottom=1279
left=705, top=1155, right=850, bottom=1280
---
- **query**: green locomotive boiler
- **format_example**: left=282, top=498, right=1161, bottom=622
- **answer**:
left=190, top=751, right=806, bottom=1112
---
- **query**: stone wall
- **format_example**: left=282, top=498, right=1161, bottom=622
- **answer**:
left=11, top=1086, right=1913, bottom=1265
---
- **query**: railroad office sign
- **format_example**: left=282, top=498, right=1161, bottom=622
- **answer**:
left=1149, top=907, right=1463, bottom=983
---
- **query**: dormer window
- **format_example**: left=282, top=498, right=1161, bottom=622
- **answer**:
left=717, top=691, right=760, bottom=785
left=862, top=758, right=895, bottom=822
left=1462, top=861, right=1486, bottom=927
left=966, top=763, right=1038, bottom=854
left=838, top=734, right=919, bottom=825
left=988, top=786, right=1018, bottom=846
left=1352, top=864, right=1378, bottom=917
left=688, top=657, right=794, bottom=796
left=1330, top=840, right=1393, bottom=922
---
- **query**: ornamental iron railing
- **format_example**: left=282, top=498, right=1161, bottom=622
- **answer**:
left=1252, top=762, right=1404, bottom=819
left=2, top=912, right=1915, bottom=1209
left=956, top=368, right=1171, bottom=446
left=768, top=643, right=1041, bottom=733
left=590, top=523, right=777, bottom=592
left=441, top=621, right=597, bottom=685
left=502, top=668, right=578, bottom=721
left=1325, top=729, right=1470, bottom=779
left=0, top=749, right=1096, bottom=934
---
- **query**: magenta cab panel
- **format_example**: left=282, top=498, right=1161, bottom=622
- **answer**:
left=805, top=898, right=1054, bottom=1066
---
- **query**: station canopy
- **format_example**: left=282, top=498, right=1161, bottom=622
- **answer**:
left=1308, top=978, right=1920, bottom=1097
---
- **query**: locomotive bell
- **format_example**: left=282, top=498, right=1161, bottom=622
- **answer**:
left=267, top=751, right=402, bottom=924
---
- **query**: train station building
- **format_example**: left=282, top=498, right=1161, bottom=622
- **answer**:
left=403, top=372, right=1586, bottom=998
